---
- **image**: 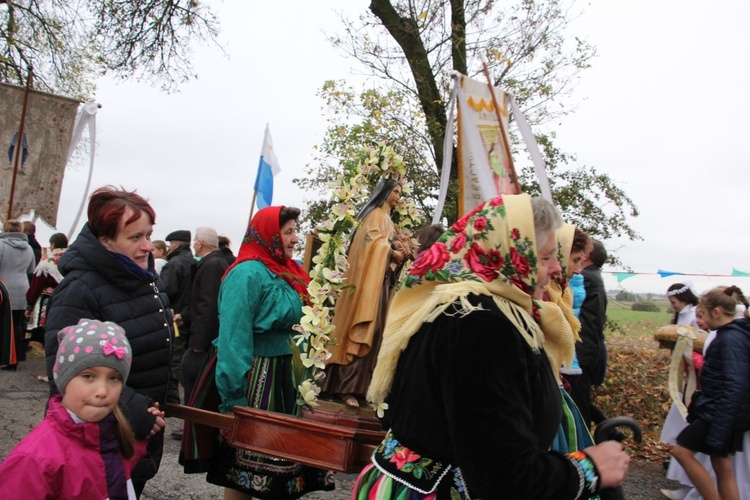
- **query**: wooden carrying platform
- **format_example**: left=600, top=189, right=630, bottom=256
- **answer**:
left=166, top=400, right=385, bottom=473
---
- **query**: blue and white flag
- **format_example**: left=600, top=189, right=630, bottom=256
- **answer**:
left=254, top=124, right=281, bottom=209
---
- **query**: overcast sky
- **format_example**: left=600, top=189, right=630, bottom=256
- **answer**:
left=39, top=0, right=750, bottom=294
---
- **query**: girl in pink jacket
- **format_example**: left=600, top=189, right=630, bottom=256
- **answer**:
left=0, top=319, right=165, bottom=499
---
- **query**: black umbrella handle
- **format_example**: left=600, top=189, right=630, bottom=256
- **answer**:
left=592, top=416, right=641, bottom=500
left=594, top=416, right=642, bottom=444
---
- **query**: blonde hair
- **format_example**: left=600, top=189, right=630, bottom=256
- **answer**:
left=151, top=240, right=167, bottom=253
left=113, top=404, right=137, bottom=459
left=3, top=219, right=22, bottom=232
left=700, top=285, right=749, bottom=318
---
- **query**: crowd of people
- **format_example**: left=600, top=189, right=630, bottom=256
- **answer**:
left=0, top=184, right=748, bottom=500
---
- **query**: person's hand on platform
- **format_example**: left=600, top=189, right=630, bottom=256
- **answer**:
left=583, top=441, right=630, bottom=489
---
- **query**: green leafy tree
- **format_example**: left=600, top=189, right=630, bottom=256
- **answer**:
left=0, top=0, right=220, bottom=99
left=296, top=0, right=639, bottom=244
left=294, top=80, right=447, bottom=234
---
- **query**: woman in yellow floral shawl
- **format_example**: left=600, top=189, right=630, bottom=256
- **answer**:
left=546, top=224, right=598, bottom=455
left=355, top=194, right=629, bottom=499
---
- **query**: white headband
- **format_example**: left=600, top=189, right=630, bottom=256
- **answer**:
left=667, top=282, right=693, bottom=297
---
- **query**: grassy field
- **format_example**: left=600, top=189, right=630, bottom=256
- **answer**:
left=594, top=299, right=675, bottom=462
left=605, top=299, right=672, bottom=335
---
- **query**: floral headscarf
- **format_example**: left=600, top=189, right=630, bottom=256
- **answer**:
left=224, top=206, right=310, bottom=299
left=544, top=223, right=580, bottom=375
left=368, top=194, right=574, bottom=403
left=551, top=223, right=575, bottom=290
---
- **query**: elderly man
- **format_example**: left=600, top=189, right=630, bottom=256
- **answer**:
left=180, top=227, right=228, bottom=405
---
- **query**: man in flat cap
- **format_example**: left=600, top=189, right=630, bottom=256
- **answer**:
left=160, top=229, right=195, bottom=439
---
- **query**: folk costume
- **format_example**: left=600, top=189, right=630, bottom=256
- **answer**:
left=25, top=247, right=66, bottom=342
left=323, top=179, right=405, bottom=403
left=544, top=223, right=595, bottom=455
left=357, top=194, right=600, bottom=499
left=206, top=206, right=334, bottom=498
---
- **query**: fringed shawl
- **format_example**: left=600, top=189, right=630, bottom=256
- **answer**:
left=368, top=194, right=573, bottom=404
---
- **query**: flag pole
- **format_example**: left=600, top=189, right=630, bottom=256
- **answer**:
left=248, top=123, right=272, bottom=225
left=481, top=62, right=522, bottom=195
left=7, top=66, right=33, bottom=220
left=248, top=189, right=258, bottom=224
left=247, top=125, right=265, bottom=225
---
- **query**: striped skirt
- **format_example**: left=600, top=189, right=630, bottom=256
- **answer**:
left=352, top=430, right=471, bottom=499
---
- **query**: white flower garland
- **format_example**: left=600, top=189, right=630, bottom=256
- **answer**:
left=293, top=142, right=422, bottom=408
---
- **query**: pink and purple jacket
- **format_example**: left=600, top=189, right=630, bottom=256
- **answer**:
left=0, top=394, right=145, bottom=499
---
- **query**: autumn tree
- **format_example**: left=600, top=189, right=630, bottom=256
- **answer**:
left=0, top=0, right=220, bottom=99
left=295, top=0, right=639, bottom=244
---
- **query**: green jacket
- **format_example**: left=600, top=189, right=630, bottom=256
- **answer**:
left=214, top=260, right=304, bottom=413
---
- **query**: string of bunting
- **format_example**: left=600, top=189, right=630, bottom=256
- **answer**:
left=609, top=268, right=750, bottom=283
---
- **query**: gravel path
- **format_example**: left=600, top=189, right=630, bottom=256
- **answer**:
left=2, top=355, right=680, bottom=498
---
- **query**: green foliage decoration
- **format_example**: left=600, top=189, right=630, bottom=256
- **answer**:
left=292, top=141, right=422, bottom=409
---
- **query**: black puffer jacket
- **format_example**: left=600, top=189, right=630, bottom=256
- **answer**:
left=575, top=265, right=608, bottom=384
left=161, top=244, right=194, bottom=337
left=44, top=223, right=178, bottom=406
left=692, top=318, right=750, bottom=452
left=182, top=250, right=228, bottom=351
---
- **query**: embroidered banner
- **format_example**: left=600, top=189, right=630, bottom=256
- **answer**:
left=0, top=82, right=80, bottom=226
left=456, top=74, right=515, bottom=216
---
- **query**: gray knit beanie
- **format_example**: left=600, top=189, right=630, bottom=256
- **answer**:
left=53, top=319, right=132, bottom=393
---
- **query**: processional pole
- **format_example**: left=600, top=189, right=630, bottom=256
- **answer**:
left=481, top=61, right=522, bottom=195
left=7, top=66, right=33, bottom=220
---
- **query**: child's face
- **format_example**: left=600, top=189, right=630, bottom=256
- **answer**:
left=567, top=250, right=586, bottom=279
left=696, top=304, right=728, bottom=331
left=151, top=245, right=165, bottom=259
left=669, top=296, right=686, bottom=313
left=62, top=366, right=124, bottom=423
left=695, top=307, right=710, bottom=331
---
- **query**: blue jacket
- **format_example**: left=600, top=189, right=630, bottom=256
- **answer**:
left=692, top=318, right=750, bottom=452
left=569, top=273, right=585, bottom=318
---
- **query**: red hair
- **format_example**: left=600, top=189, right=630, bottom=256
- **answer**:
left=87, top=186, right=156, bottom=239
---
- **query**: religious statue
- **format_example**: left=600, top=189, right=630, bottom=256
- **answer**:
left=322, top=178, right=415, bottom=408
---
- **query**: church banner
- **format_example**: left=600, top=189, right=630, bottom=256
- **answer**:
left=0, top=82, right=80, bottom=226
left=456, top=74, right=516, bottom=216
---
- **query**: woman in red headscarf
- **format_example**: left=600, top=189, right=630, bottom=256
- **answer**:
left=205, top=206, right=334, bottom=499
